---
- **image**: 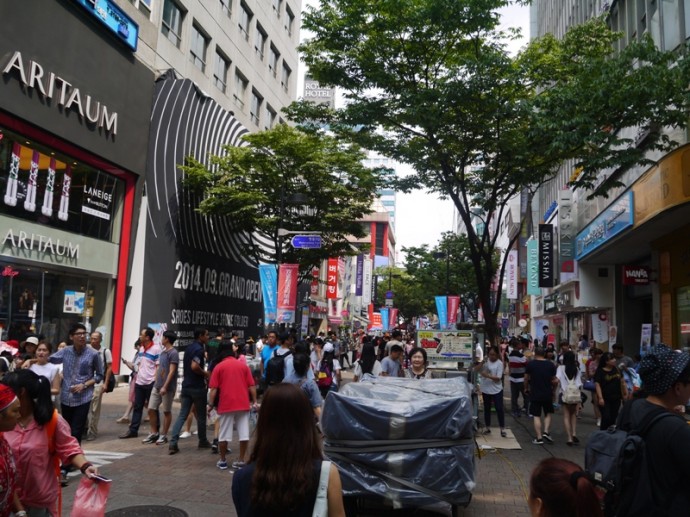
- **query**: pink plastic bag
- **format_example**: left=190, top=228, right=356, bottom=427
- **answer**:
left=70, top=477, right=110, bottom=517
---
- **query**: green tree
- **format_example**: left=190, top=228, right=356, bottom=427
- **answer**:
left=287, top=0, right=690, bottom=342
left=182, top=124, right=389, bottom=271
left=372, top=266, right=431, bottom=320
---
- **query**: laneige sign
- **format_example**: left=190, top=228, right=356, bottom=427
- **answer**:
left=2, top=51, right=118, bottom=136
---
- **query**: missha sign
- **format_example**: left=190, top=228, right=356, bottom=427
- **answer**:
left=2, top=51, right=118, bottom=136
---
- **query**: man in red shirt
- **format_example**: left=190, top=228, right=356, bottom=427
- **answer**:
left=208, top=346, right=258, bottom=471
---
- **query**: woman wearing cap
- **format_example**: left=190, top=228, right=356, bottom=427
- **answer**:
left=3, top=370, right=98, bottom=516
left=0, top=384, right=21, bottom=516
left=315, top=343, right=341, bottom=398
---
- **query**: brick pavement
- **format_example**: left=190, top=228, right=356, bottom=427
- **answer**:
left=59, top=376, right=599, bottom=516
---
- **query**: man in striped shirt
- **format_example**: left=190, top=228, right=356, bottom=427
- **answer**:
left=509, top=337, right=529, bottom=418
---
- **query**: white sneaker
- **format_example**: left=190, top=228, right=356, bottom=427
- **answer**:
left=180, top=431, right=192, bottom=439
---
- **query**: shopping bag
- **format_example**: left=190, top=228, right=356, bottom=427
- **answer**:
left=70, top=477, right=110, bottom=517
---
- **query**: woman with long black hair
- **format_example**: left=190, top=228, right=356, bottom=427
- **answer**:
left=594, top=352, right=628, bottom=430
left=352, top=342, right=382, bottom=381
left=232, top=383, right=345, bottom=516
left=315, top=344, right=341, bottom=399
left=3, top=369, right=98, bottom=515
left=556, top=351, right=582, bottom=445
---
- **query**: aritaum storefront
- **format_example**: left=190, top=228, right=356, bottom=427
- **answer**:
left=0, top=0, right=154, bottom=364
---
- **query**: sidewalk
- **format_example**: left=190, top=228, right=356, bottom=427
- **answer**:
left=60, top=377, right=599, bottom=516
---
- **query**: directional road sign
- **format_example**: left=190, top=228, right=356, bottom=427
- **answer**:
left=290, top=235, right=322, bottom=249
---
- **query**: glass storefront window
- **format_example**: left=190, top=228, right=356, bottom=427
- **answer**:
left=0, top=260, right=111, bottom=346
left=0, top=126, right=123, bottom=244
left=677, top=286, right=690, bottom=349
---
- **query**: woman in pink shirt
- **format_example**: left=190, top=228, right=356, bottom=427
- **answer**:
left=3, top=370, right=98, bottom=516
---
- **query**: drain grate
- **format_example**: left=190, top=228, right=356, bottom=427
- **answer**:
left=105, top=506, right=189, bottom=517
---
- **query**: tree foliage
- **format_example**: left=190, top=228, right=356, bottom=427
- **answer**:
left=182, top=124, right=389, bottom=270
left=287, top=0, right=690, bottom=341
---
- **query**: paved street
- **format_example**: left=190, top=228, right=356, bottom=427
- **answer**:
left=62, top=377, right=599, bottom=516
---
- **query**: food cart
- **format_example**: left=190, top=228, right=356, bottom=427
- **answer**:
left=322, top=376, right=476, bottom=516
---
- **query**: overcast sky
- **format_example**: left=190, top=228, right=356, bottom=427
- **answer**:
left=299, top=1, right=531, bottom=263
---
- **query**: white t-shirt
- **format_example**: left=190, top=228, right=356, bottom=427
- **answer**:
left=475, top=343, right=484, bottom=363
left=479, top=359, right=504, bottom=395
left=353, top=359, right=383, bottom=380
left=30, top=362, right=60, bottom=383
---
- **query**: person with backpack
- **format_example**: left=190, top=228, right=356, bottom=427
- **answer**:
left=352, top=342, right=382, bottom=381
left=610, top=344, right=690, bottom=516
left=556, top=351, right=582, bottom=446
left=316, top=343, right=341, bottom=398
left=3, top=370, right=99, bottom=515
left=529, top=458, right=603, bottom=517
left=595, top=351, right=628, bottom=430
left=264, top=333, right=296, bottom=387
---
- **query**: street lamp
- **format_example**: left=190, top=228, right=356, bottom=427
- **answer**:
left=433, top=251, right=451, bottom=295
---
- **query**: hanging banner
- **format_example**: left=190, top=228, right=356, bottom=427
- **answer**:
left=507, top=249, right=518, bottom=299
left=527, top=240, right=540, bottom=296
left=370, top=311, right=383, bottom=331
left=380, top=308, right=390, bottom=332
left=558, top=189, right=575, bottom=274
left=447, top=296, right=460, bottom=329
left=277, top=264, right=299, bottom=323
left=362, top=257, right=372, bottom=305
left=259, top=264, right=277, bottom=325
left=640, top=323, right=652, bottom=356
left=355, top=255, right=364, bottom=296
left=326, top=258, right=338, bottom=299
left=435, top=296, right=448, bottom=330
left=539, top=224, right=554, bottom=287
left=337, top=257, right=346, bottom=298
left=389, top=308, right=399, bottom=330
left=591, top=312, right=609, bottom=344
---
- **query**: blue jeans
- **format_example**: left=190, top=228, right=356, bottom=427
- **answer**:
left=170, top=386, right=208, bottom=446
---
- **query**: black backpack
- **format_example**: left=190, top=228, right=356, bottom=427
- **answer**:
left=265, top=349, right=291, bottom=386
left=585, top=400, right=677, bottom=517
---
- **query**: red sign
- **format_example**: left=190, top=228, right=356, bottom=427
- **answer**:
left=326, top=258, right=338, bottom=299
left=310, top=267, right=320, bottom=296
left=622, top=266, right=650, bottom=285
left=277, top=264, right=299, bottom=319
left=447, top=296, right=460, bottom=328
left=1, top=266, right=19, bottom=278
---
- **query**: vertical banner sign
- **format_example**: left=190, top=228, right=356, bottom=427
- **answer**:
left=507, top=249, right=518, bottom=299
left=310, top=267, right=320, bottom=296
left=558, top=190, right=575, bottom=274
left=326, top=258, right=338, bottom=300
left=362, top=257, right=372, bottom=305
left=389, top=308, right=399, bottom=330
left=371, top=274, right=379, bottom=306
left=527, top=240, right=540, bottom=296
left=380, top=308, right=390, bottom=331
left=591, top=312, right=609, bottom=344
left=370, top=312, right=383, bottom=331
left=337, top=257, right=346, bottom=298
left=539, top=224, right=554, bottom=287
left=435, top=296, right=448, bottom=330
left=259, top=265, right=277, bottom=325
left=355, top=255, right=364, bottom=296
left=447, top=296, right=460, bottom=329
left=277, top=264, right=299, bottom=323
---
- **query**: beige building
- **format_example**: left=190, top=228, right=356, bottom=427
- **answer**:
left=121, top=0, right=301, bottom=130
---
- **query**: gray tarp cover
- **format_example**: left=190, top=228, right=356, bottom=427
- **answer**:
left=322, top=377, right=476, bottom=509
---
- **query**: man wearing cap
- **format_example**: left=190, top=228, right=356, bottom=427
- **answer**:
left=617, top=344, right=690, bottom=513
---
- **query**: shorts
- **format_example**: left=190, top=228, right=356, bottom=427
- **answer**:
left=529, top=399, right=554, bottom=417
left=148, top=387, right=174, bottom=413
left=218, top=411, right=250, bottom=442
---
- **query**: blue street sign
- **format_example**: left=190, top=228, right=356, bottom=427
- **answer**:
left=290, top=235, right=322, bottom=249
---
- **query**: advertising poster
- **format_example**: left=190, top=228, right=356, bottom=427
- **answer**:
left=447, top=296, right=460, bottom=328
left=527, top=239, right=540, bottom=296
left=592, top=313, right=610, bottom=345
left=380, top=308, right=389, bottom=332
left=507, top=249, right=518, bottom=299
left=539, top=224, right=554, bottom=287
left=259, top=265, right=277, bottom=325
left=63, top=290, right=85, bottom=314
left=389, top=308, right=399, bottom=330
left=640, top=323, right=652, bottom=356
left=417, top=330, right=474, bottom=363
left=141, top=75, right=263, bottom=349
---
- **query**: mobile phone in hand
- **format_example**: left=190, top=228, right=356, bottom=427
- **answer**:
left=91, top=474, right=111, bottom=483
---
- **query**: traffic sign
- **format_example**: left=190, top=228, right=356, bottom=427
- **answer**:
left=290, top=235, right=322, bottom=249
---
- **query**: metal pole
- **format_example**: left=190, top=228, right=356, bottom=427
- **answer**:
left=445, top=252, right=450, bottom=295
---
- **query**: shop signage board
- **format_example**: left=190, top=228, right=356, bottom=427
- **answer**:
left=622, top=265, right=650, bottom=285
left=539, top=224, right=553, bottom=287
left=575, top=192, right=633, bottom=260
left=527, top=239, right=540, bottom=295
left=558, top=189, right=575, bottom=273
left=417, top=329, right=475, bottom=365
left=70, top=0, right=139, bottom=51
